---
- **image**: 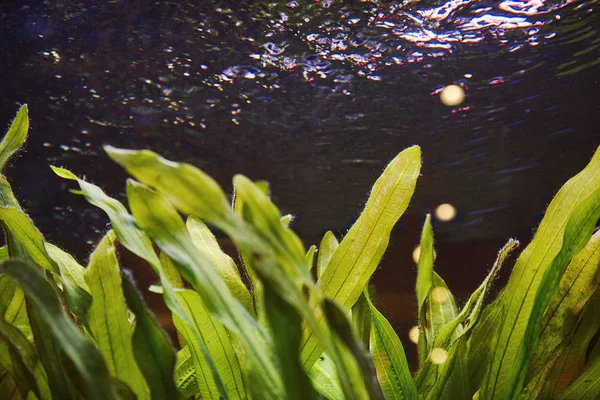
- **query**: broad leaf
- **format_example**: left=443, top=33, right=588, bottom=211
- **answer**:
left=0, top=105, right=28, bottom=171
left=126, top=179, right=280, bottom=399
left=352, top=292, right=371, bottom=348
left=416, top=239, right=518, bottom=394
left=368, top=296, right=418, bottom=400
left=174, top=347, right=197, bottom=398
left=557, top=332, right=600, bottom=400
left=85, top=231, right=148, bottom=399
left=317, top=232, right=339, bottom=280
left=187, top=216, right=253, bottom=313
left=303, top=146, right=421, bottom=369
left=538, top=289, right=600, bottom=398
left=52, top=165, right=230, bottom=398
left=0, top=259, right=116, bottom=400
left=479, top=145, right=600, bottom=399
left=309, top=354, right=344, bottom=400
left=46, top=243, right=92, bottom=328
left=104, top=147, right=342, bottom=396
left=425, top=338, right=469, bottom=400
left=121, top=272, right=182, bottom=400
left=501, top=180, right=600, bottom=398
left=0, top=339, right=39, bottom=399
left=264, top=285, right=317, bottom=400
left=172, top=289, right=246, bottom=399
left=324, top=298, right=384, bottom=400
left=0, top=207, right=58, bottom=273
left=521, top=230, right=600, bottom=398
left=0, top=276, right=28, bottom=338
left=306, top=245, right=317, bottom=272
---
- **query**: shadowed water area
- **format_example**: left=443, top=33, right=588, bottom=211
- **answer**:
left=1, top=0, right=599, bottom=365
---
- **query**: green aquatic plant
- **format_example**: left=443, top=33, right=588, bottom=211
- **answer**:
left=0, top=105, right=599, bottom=400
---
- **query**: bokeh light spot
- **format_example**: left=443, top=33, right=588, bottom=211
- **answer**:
left=413, top=246, right=437, bottom=264
left=440, top=85, right=465, bottom=106
left=409, top=326, right=420, bottom=344
left=435, top=203, right=457, bottom=221
left=430, top=348, right=448, bottom=364
left=431, top=287, right=449, bottom=303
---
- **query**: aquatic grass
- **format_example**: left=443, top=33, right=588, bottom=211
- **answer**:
left=0, top=105, right=599, bottom=399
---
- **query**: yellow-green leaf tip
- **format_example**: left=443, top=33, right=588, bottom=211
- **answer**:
left=50, top=165, right=77, bottom=180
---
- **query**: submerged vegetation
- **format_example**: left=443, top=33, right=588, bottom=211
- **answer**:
left=0, top=105, right=599, bottom=399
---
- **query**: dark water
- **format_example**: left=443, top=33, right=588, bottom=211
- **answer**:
left=1, top=0, right=599, bottom=364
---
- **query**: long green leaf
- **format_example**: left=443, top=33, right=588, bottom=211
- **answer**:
left=0, top=339, right=39, bottom=399
left=504, top=181, right=600, bottom=398
left=0, top=207, right=58, bottom=273
left=415, top=215, right=454, bottom=366
left=26, top=301, right=73, bottom=399
left=0, top=103, right=29, bottom=213
left=538, top=288, right=600, bottom=398
left=102, top=147, right=328, bottom=391
left=0, top=105, right=28, bottom=172
left=85, top=231, right=148, bottom=399
left=417, top=239, right=519, bottom=395
left=0, top=317, right=49, bottom=400
left=317, top=232, right=339, bottom=280
left=230, top=174, right=307, bottom=273
left=352, top=292, right=372, bottom=348
left=557, top=333, right=600, bottom=399
left=121, top=272, right=182, bottom=400
left=0, top=259, right=116, bottom=400
left=174, top=347, right=197, bottom=398
left=173, top=289, right=246, bottom=399
left=187, top=216, right=253, bottom=313
left=303, top=146, right=421, bottom=368
left=309, top=353, right=344, bottom=400
left=521, top=230, right=600, bottom=398
left=264, top=284, right=317, bottom=400
left=52, top=165, right=231, bottom=399
left=103, top=145, right=420, bottom=391
left=231, top=180, right=265, bottom=307
left=46, top=243, right=92, bottom=328
left=0, top=275, right=26, bottom=334
left=0, top=371, right=22, bottom=400
left=415, top=214, right=434, bottom=323
left=425, top=338, right=469, bottom=400
left=324, top=298, right=384, bottom=400
left=368, top=297, right=418, bottom=400
left=230, top=172, right=376, bottom=400
left=465, top=239, right=519, bottom=332
left=126, top=179, right=280, bottom=399
left=482, top=145, right=600, bottom=399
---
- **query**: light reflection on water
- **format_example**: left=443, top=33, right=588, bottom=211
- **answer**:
left=218, top=0, right=596, bottom=83
left=0, top=0, right=598, bottom=249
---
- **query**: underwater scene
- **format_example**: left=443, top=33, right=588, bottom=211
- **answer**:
left=0, top=0, right=599, bottom=399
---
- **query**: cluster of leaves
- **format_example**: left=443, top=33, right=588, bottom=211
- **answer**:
left=0, top=105, right=599, bottom=400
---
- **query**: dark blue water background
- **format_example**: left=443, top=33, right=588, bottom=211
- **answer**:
left=1, top=0, right=599, bottom=365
